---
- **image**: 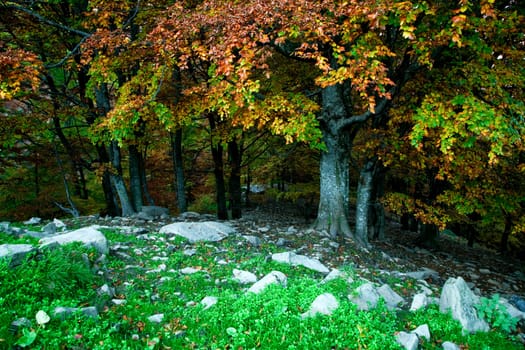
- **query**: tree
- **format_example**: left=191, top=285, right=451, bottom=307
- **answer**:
left=146, top=0, right=510, bottom=247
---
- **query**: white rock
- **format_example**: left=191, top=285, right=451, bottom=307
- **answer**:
left=349, top=283, right=380, bottom=311
left=442, top=341, right=460, bottom=350
left=0, top=244, right=35, bottom=267
left=242, top=235, right=261, bottom=246
left=148, top=314, right=164, bottom=323
left=53, top=218, right=66, bottom=228
left=301, top=293, right=339, bottom=319
left=233, top=269, right=258, bottom=284
left=247, top=271, right=287, bottom=294
left=412, top=324, right=431, bottom=341
left=159, top=221, right=235, bottom=242
left=439, top=277, right=489, bottom=334
left=395, top=331, right=419, bottom=350
left=180, top=267, right=201, bottom=274
left=410, top=293, right=429, bottom=312
left=378, top=284, right=405, bottom=310
left=39, top=226, right=108, bottom=254
left=24, top=217, right=41, bottom=225
left=271, top=251, right=329, bottom=274
left=201, top=296, right=218, bottom=310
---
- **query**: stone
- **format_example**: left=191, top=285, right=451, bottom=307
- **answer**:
left=271, top=251, right=330, bottom=274
left=97, top=284, right=115, bottom=298
left=242, top=235, right=261, bottom=246
left=412, top=324, right=431, bottom=341
left=148, top=314, right=164, bottom=323
left=39, top=226, right=109, bottom=254
left=42, top=222, right=57, bottom=235
left=301, top=293, right=339, bottom=319
left=10, top=318, right=31, bottom=334
left=180, top=267, right=202, bottom=274
left=439, top=277, right=489, bottom=334
left=179, top=211, right=201, bottom=220
left=53, top=218, right=66, bottom=229
left=349, top=283, right=380, bottom=311
left=405, top=268, right=439, bottom=281
left=232, top=269, right=258, bottom=284
left=0, top=244, right=35, bottom=267
left=201, top=296, right=218, bottom=310
left=112, top=299, right=127, bottom=305
left=24, top=217, right=41, bottom=225
left=509, top=295, right=525, bottom=312
left=247, top=271, right=287, bottom=294
left=377, top=284, right=405, bottom=310
left=442, top=341, right=460, bottom=350
left=498, top=297, right=525, bottom=320
left=53, top=306, right=98, bottom=320
left=410, top=293, right=429, bottom=312
left=395, top=331, right=419, bottom=350
left=159, top=221, right=235, bottom=243
left=141, top=206, right=169, bottom=217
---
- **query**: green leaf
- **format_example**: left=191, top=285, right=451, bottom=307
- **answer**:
left=15, top=329, right=37, bottom=347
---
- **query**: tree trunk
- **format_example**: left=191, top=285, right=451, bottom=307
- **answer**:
left=128, top=144, right=143, bottom=212
left=139, top=149, right=155, bottom=205
left=228, top=139, right=243, bottom=219
left=314, top=84, right=353, bottom=239
left=95, top=145, right=119, bottom=217
left=369, top=163, right=386, bottom=241
left=109, top=141, right=135, bottom=217
left=208, top=113, right=228, bottom=220
left=501, top=214, right=512, bottom=253
left=314, top=130, right=352, bottom=238
left=355, top=159, right=376, bottom=247
left=211, top=142, right=228, bottom=220
left=171, top=129, right=187, bottom=213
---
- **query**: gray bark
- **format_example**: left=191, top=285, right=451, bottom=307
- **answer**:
left=128, top=144, right=143, bottom=212
left=314, top=84, right=353, bottom=238
left=109, top=141, right=135, bottom=217
left=355, top=159, right=375, bottom=247
left=171, top=129, right=187, bottom=213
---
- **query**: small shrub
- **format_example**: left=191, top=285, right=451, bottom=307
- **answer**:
left=476, top=294, right=519, bottom=333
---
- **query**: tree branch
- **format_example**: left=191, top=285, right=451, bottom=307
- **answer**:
left=5, top=4, right=90, bottom=37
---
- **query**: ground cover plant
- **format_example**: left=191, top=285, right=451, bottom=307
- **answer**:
left=0, top=225, right=523, bottom=349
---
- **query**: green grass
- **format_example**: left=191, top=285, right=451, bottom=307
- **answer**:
left=0, top=228, right=522, bottom=349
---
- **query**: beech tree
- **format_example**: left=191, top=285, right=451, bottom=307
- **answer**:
left=144, top=0, right=513, bottom=247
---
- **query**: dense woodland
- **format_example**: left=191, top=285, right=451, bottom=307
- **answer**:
left=1, top=0, right=524, bottom=255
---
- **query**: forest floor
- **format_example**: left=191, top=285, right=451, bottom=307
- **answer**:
left=73, top=202, right=525, bottom=298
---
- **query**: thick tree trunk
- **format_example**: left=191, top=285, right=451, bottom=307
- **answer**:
left=171, top=129, right=187, bottom=213
left=355, top=159, right=375, bottom=247
left=314, top=84, right=354, bottom=239
left=109, top=141, right=135, bottom=217
left=228, top=139, right=243, bottom=219
left=128, top=144, right=143, bottom=212
left=314, top=131, right=352, bottom=238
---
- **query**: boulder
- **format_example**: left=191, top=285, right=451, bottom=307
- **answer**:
left=39, top=226, right=108, bottom=254
left=159, top=221, right=235, bottom=242
left=412, top=324, right=431, bottom=341
left=271, top=251, right=330, bottom=274
left=349, top=283, right=380, bottom=311
left=0, top=244, right=35, bottom=267
left=439, top=277, right=489, bottom=334
left=410, top=293, right=429, bottom=312
left=395, top=331, right=419, bottom=350
left=377, top=284, right=405, bottom=310
left=201, top=296, right=218, bottom=310
left=247, top=271, right=287, bottom=294
left=301, top=293, right=339, bottom=319
left=232, top=269, right=258, bottom=284
left=442, top=341, right=460, bottom=350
